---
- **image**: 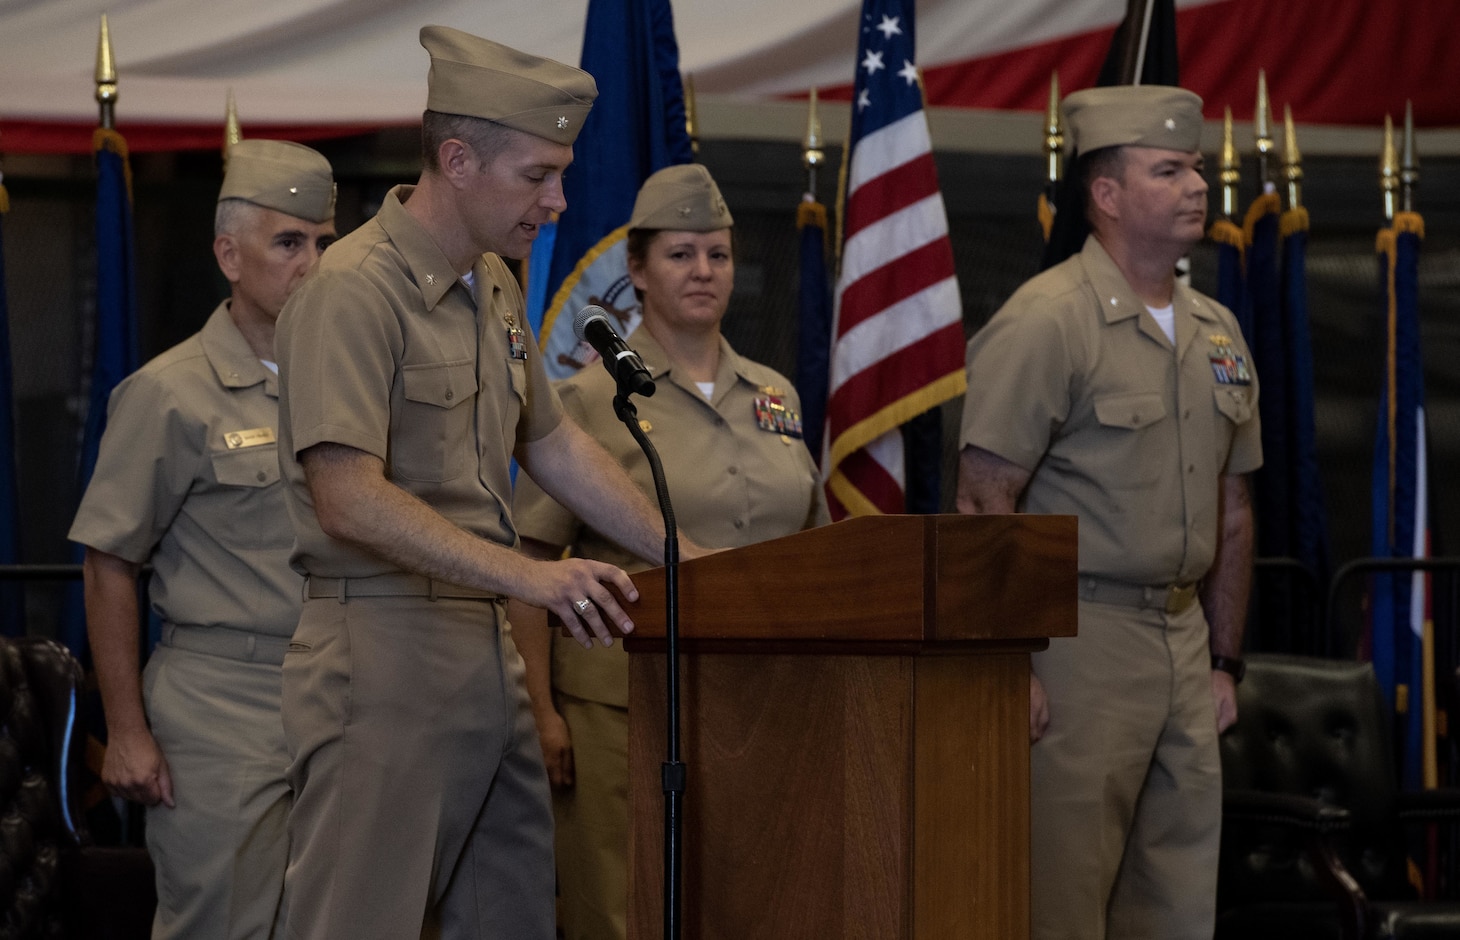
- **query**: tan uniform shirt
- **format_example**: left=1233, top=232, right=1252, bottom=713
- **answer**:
left=276, top=185, right=562, bottom=577
left=960, top=235, right=1261, bottom=585
left=513, top=325, right=829, bottom=706
left=69, top=302, right=299, bottom=636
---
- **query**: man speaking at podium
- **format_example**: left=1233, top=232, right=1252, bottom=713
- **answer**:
left=956, top=85, right=1260, bottom=940
left=273, top=26, right=682, bottom=939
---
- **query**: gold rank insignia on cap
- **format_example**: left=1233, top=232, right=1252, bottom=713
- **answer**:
left=218, top=139, right=335, bottom=223
left=1062, top=84, right=1204, bottom=156
left=628, top=164, right=735, bottom=232
left=419, top=25, right=598, bottom=146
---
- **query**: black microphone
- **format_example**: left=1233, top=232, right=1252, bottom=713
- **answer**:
left=573, top=305, right=656, bottom=397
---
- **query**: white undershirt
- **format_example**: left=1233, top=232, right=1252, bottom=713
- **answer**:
left=1146, top=303, right=1176, bottom=345
left=695, top=381, right=715, bottom=400
left=261, top=359, right=279, bottom=374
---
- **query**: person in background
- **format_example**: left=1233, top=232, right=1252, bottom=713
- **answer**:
left=273, top=27, right=695, bottom=940
left=510, top=162, right=830, bottom=940
left=956, top=84, right=1259, bottom=940
left=69, top=139, right=337, bottom=939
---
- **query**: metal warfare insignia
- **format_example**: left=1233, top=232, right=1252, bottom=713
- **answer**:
left=1207, top=334, right=1251, bottom=385
left=754, top=396, right=803, bottom=438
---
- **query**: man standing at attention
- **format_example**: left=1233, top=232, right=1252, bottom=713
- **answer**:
left=70, top=139, right=337, bottom=938
left=274, top=26, right=684, bottom=939
left=957, top=85, right=1260, bottom=939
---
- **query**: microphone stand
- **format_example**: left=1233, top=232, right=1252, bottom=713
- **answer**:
left=612, top=386, right=684, bottom=940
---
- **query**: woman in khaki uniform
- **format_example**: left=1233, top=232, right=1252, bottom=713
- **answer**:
left=510, top=164, right=829, bottom=940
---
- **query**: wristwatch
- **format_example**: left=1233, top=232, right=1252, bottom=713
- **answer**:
left=1211, top=655, right=1246, bottom=683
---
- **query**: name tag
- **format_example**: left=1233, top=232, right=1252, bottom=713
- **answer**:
left=224, top=427, right=276, bottom=449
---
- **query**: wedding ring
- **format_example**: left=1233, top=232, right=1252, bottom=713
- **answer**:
left=574, top=598, right=592, bottom=614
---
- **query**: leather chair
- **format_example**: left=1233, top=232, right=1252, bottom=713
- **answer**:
left=1218, top=653, right=1460, bottom=940
left=0, top=635, right=154, bottom=939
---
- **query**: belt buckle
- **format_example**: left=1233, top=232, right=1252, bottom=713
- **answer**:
left=1166, top=583, right=1197, bottom=614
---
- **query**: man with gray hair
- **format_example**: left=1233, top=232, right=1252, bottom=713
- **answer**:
left=275, top=26, right=685, bottom=939
left=70, top=138, right=337, bottom=938
left=958, top=84, right=1260, bottom=939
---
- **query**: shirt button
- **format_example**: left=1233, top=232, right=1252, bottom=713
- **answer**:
left=715, top=417, right=726, bottom=428
left=733, top=519, right=745, bottom=529
left=445, top=389, right=454, bottom=401
left=1188, top=464, right=1196, bottom=474
left=1183, top=409, right=1191, bottom=419
left=728, top=466, right=739, bottom=476
left=257, top=470, right=268, bottom=482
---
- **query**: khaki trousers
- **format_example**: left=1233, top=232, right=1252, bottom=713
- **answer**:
left=552, top=694, right=629, bottom=940
left=143, top=643, right=290, bottom=940
left=281, top=595, right=554, bottom=940
left=1030, top=599, right=1222, bottom=940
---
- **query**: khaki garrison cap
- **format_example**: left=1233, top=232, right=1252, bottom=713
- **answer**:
left=627, top=164, right=734, bottom=232
left=419, top=25, right=597, bottom=146
left=1062, top=85, right=1204, bottom=156
left=218, top=139, right=335, bottom=223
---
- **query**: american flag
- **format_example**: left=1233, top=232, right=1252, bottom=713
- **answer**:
left=823, top=0, right=965, bottom=518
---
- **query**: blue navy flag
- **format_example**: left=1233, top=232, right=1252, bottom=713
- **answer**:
left=822, top=0, right=964, bottom=518
left=1245, top=193, right=1289, bottom=565
left=1278, top=206, right=1331, bottom=608
left=0, top=177, right=24, bottom=635
left=529, top=0, right=693, bottom=376
left=794, top=198, right=832, bottom=468
left=1210, top=217, right=1245, bottom=317
left=62, top=128, right=140, bottom=659
left=1369, top=211, right=1432, bottom=791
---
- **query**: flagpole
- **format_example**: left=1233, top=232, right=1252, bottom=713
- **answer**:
left=1254, top=70, right=1274, bottom=194
left=1281, top=105, right=1303, bottom=212
left=1400, top=100, right=1418, bottom=214
left=95, top=13, right=117, bottom=130
left=803, top=87, right=824, bottom=196
left=1116, top=0, right=1155, bottom=84
left=1039, top=72, right=1062, bottom=243
left=683, top=73, right=699, bottom=158
left=1220, top=107, right=1240, bottom=221
left=1380, top=114, right=1397, bottom=224
left=223, top=89, right=242, bottom=169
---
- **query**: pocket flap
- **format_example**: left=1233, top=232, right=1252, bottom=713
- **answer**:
left=1093, top=392, right=1166, bottom=431
left=1213, top=386, right=1254, bottom=424
left=402, top=360, right=477, bottom=409
left=211, top=444, right=280, bottom=487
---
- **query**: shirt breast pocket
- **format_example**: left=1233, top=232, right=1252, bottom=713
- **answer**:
left=396, top=360, right=478, bottom=482
left=1089, top=391, right=1167, bottom=487
left=1212, top=385, right=1254, bottom=465
left=210, top=443, right=280, bottom=488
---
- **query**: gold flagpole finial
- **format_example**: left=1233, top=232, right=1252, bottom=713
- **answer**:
left=95, top=14, right=118, bottom=130
left=1281, top=104, right=1303, bottom=211
left=802, top=87, right=825, bottom=196
left=1380, top=113, right=1398, bottom=223
left=1044, top=71, right=1063, bottom=190
left=1253, top=70, right=1273, bottom=192
left=1401, top=100, right=1418, bottom=213
left=683, top=73, right=699, bottom=157
left=1220, top=106, right=1240, bottom=220
left=223, top=89, right=242, bottom=166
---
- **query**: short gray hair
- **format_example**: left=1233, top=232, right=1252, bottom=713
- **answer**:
left=214, top=197, right=263, bottom=238
left=421, top=110, right=517, bottom=172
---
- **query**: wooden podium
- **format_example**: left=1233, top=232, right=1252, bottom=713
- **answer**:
left=620, top=513, right=1077, bottom=940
